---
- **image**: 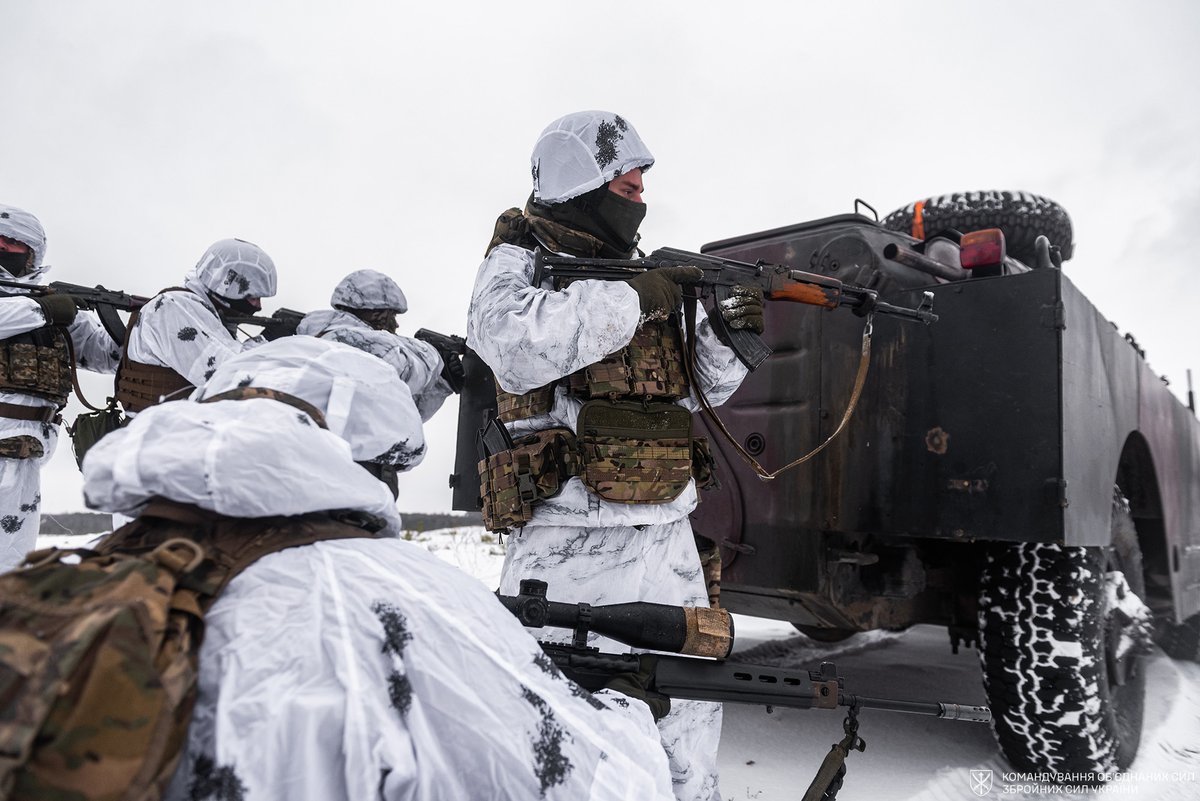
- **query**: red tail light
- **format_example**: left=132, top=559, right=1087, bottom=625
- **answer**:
left=960, top=229, right=1006, bottom=270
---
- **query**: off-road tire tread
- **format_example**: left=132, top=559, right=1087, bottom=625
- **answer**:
left=978, top=495, right=1145, bottom=776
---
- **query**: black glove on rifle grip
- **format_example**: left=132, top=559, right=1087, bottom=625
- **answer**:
left=627, top=266, right=704, bottom=320
left=35, top=294, right=79, bottom=327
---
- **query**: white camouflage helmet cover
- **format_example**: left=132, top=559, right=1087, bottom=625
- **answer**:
left=531, top=111, right=654, bottom=204
left=195, top=336, right=425, bottom=466
left=186, top=238, right=278, bottom=300
left=331, top=269, right=408, bottom=313
left=0, top=203, right=49, bottom=281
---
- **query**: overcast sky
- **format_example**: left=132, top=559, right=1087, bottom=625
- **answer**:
left=4, top=0, right=1199, bottom=515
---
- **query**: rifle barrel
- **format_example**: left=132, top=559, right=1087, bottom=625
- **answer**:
left=846, top=694, right=991, bottom=722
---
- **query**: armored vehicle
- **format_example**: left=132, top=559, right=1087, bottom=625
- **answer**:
left=689, top=191, right=1200, bottom=775
left=452, top=190, right=1200, bottom=775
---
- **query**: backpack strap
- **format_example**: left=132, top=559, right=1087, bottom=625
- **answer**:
left=98, top=499, right=387, bottom=606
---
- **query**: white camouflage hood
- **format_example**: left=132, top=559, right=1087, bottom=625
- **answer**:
left=0, top=203, right=50, bottom=282
left=184, top=238, right=278, bottom=300
left=531, top=111, right=654, bottom=204
left=195, top=336, right=425, bottom=466
left=81, top=397, right=402, bottom=533
left=82, top=337, right=424, bottom=530
left=331, top=269, right=408, bottom=312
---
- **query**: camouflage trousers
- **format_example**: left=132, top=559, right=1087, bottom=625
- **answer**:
left=0, top=420, right=56, bottom=572
left=499, top=518, right=722, bottom=801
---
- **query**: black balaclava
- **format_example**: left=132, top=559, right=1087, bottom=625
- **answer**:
left=209, top=293, right=261, bottom=318
left=528, top=183, right=647, bottom=258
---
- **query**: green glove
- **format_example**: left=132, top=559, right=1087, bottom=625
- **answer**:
left=603, top=654, right=671, bottom=722
left=720, top=285, right=765, bottom=334
left=35, top=294, right=79, bottom=326
left=627, top=266, right=704, bottom=321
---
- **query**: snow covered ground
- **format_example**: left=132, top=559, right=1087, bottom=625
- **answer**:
left=36, top=525, right=1200, bottom=801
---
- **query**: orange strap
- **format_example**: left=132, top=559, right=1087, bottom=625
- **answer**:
left=912, top=200, right=926, bottom=240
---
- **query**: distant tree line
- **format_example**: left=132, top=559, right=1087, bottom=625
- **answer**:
left=38, top=511, right=484, bottom=537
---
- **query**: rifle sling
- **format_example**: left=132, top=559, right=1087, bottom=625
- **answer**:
left=682, top=295, right=874, bottom=481
left=62, top=334, right=109, bottom=413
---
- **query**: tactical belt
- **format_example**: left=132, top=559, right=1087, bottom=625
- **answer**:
left=0, top=402, right=60, bottom=424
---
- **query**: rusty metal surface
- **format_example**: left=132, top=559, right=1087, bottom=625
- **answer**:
left=691, top=215, right=1200, bottom=625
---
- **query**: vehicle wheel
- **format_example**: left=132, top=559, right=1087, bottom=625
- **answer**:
left=881, top=191, right=1074, bottom=264
left=1158, top=613, right=1200, bottom=662
left=791, top=624, right=858, bottom=643
left=977, top=492, right=1151, bottom=775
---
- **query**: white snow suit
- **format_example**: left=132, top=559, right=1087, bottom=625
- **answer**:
left=298, top=309, right=452, bottom=422
left=80, top=338, right=674, bottom=801
left=120, top=238, right=278, bottom=408
left=467, top=240, right=749, bottom=801
left=0, top=204, right=120, bottom=570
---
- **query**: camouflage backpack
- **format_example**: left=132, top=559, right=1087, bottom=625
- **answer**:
left=0, top=500, right=383, bottom=801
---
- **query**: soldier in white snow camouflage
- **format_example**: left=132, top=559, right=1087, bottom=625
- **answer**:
left=82, top=336, right=675, bottom=801
left=115, top=238, right=278, bottom=416
left=297, top=269, right=454, bottom=422
left=467, top=111, right=756, bottom=801
left=0, top=203, right=121, bottom=570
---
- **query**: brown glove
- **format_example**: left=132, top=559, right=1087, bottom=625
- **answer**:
left=720, top=285, right=765, bottom=334
left=34, top=294, right=79, bottom=326
left=627, top=266, right=704, bottom=320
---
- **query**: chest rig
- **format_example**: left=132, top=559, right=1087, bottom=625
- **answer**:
left=0, top=326, right=72, bottom=408
left=114, top=289, right=198, bottom=414
left=477, top=212, right=714, bottom=531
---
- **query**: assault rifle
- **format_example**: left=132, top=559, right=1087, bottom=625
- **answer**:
left=222, top=307, right=306, bottom=341
left=0, top=279, right=149, bottom=345
left=414, top=328, right=467, bottom=393
left=499, top=579, right=990, bottom=800
left=532, top=247, right=938, bottom=370
left=1, top=279, right=305, bottom=344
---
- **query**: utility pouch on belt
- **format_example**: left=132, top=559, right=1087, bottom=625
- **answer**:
left=577, top=400, right=693, bottom=504
left=68, top=401, right=126, bottom=468
left=478, top=425, right=581, bottom=532
left=0, top=435, right=44, bottom=460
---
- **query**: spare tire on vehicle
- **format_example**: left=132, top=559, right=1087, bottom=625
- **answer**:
left=882, top=191, right=1074, bottom=265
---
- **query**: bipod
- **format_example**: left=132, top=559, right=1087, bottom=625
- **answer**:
left=801, top=701, right=866, bottom=801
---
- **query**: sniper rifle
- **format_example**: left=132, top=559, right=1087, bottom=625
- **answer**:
left=499, top=579, right=990, bottom=801
left=532, top=246, right=938, bottom=370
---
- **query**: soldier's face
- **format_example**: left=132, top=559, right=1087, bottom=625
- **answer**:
left=0, top=236, right=30, bottom=255
left=0, top=236, right=32, bottom=277
left=608, top=169, right=645, bottom=204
